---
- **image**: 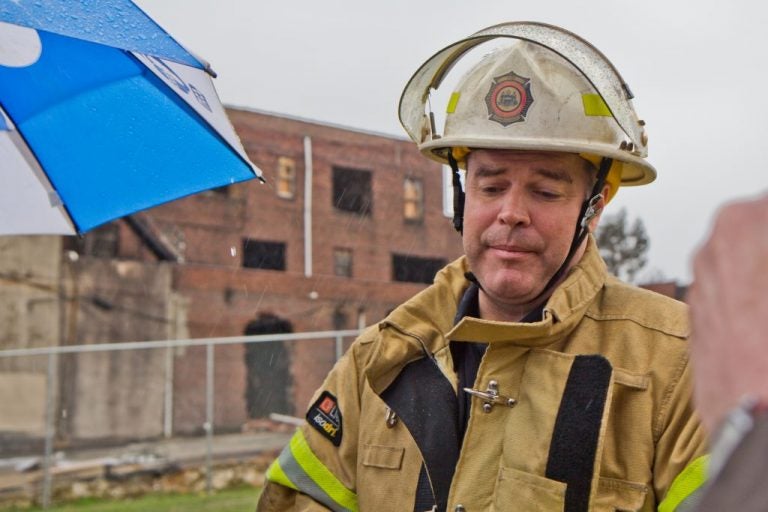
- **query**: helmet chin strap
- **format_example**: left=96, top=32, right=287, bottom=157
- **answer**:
left=532, top=156, right=612, bottom=304
left=448, top=152, right=464, bottom=233
left=452, top=154, right=612, bottom=314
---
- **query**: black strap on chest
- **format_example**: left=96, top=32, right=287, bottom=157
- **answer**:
left=545, top=354, right=613, bottom=512
left=380, top=284, right=610, bottom=512
left=380, top=356, right=459, bottom=512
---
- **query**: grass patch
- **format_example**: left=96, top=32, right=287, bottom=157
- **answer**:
left=1, top=486, right=261, bottom=512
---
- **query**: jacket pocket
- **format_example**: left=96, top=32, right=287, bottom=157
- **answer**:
left=593, top=477, right=648, bottom=512
left=361, top=443, right=405, bottom=470
left=358, top=443, right=418, bottom=512
left=492, top=466, right=566, bottom=511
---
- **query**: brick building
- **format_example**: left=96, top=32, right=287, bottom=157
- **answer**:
left=68, top=108, right=465, bottom=434
left=0, top=108, right=688, bottom=447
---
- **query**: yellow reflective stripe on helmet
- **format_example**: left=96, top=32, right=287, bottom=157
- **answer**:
left=658, top=455, right=709, bottom=512
left=446, top=92, right=461, bottom=113
left=266, top=429, right=358, bottom=512
left=582, top=93, right=612, bottom=117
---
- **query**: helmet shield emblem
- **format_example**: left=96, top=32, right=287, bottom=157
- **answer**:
left=485, top=70, right=533, bottom=126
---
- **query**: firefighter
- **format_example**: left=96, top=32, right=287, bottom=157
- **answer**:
left=258, top=22, right=707, bottom=512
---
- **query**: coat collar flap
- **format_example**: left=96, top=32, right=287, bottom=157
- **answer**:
left=366, top=259, right=468, bottom=393
left=447, top=236, right=606, bottom=346
left=367, top=236, right=607, bottom=389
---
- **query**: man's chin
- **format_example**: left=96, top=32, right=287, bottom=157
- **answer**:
left=479, top=279, right=541, bottom=307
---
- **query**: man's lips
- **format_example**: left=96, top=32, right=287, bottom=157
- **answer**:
left=489, top=244, right=534, bottom=252
left=486, top=244, right=538, bottom=259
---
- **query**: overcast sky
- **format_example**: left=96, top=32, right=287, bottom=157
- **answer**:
left=136, top=0, right=768, bottom=283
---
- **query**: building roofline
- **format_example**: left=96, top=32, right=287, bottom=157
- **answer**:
left=224, top=104, right=411, bottom=143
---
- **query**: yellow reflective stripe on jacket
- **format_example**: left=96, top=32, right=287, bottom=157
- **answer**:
left=658, top=454, right=709, bottom=512
left=265, top=429, right=358, bottom=512
left=264, top=455, right=298, bottom=491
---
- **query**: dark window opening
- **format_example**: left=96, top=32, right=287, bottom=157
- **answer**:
left=244, top=313, right=293, bottom=418
left=392, top=254, right=447, bottom=284
left=332, top=166, right=372, bottom=216
left=242, top=239, right=286, bottom=270
left=333, top=308, right=348, bottom=330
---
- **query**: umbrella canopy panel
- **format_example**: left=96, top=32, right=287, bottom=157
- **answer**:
left=0, top=20, right=258, bottom=234
left=0, top=0, right=203, bottom=68
left=0, top=108, right=75, bottom=234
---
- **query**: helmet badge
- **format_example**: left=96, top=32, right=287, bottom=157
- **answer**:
left=485, top=70, right=534, bottom=126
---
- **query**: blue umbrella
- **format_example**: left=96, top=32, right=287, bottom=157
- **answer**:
left=0, top=0, right=262, bottom=235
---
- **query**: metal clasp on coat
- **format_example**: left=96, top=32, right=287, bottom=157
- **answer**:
left=463, top=380, right=516, bottom=413
left=385, top=407, right=398, bottom=428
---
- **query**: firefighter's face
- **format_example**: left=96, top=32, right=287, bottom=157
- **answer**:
left=463, top=149, right=597, bottom=321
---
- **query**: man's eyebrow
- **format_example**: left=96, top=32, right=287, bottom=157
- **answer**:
left=534, top=168, right=573, bottom=184
left=473, top=167, right=507, bottom=178
left=472, top=165, right=576, bottom=183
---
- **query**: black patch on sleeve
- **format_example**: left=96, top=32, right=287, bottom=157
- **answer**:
left=306, top=391, right=343, bottom=446
left=545, top=355, right=612, bottom=512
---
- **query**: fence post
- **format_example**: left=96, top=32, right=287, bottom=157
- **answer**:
left=163, top=346, right=174, bottom=438
left=41, top=352, right=56, bottom=509
left=335, top=335, right=343, bottom=362
left=204, top=343, right=214, bottom=494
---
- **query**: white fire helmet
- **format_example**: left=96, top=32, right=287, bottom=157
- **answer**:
left=398, top=22, right=656, bottom=202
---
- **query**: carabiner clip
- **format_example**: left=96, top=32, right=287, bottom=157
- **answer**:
left=581, top=193, right=604, bottom=229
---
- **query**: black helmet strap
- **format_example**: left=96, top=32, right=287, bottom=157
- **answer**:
left=448, top=152, right=465, bottom=234
left=532, top=156, right=613, bottom=304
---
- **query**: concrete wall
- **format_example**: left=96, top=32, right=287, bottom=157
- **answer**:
left=0, top=236, right=62, bottom=440
left=57, top=259, right=185, bottom=442
left=0, top=236, right=63, bottom=355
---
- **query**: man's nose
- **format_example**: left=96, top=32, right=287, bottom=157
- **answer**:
left=497, top=189, right=531, bottom=227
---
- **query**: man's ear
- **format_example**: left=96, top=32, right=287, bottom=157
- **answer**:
left=588, top=184, right=611, bottom=232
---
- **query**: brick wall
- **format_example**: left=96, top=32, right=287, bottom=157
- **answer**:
left=141, top=109, right=465, bottom=432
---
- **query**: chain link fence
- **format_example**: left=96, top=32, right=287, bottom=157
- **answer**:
left=0, top=329, right=360, bottom=508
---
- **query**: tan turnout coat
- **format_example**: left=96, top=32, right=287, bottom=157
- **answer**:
left=258, top=238, right=707, bottom=511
